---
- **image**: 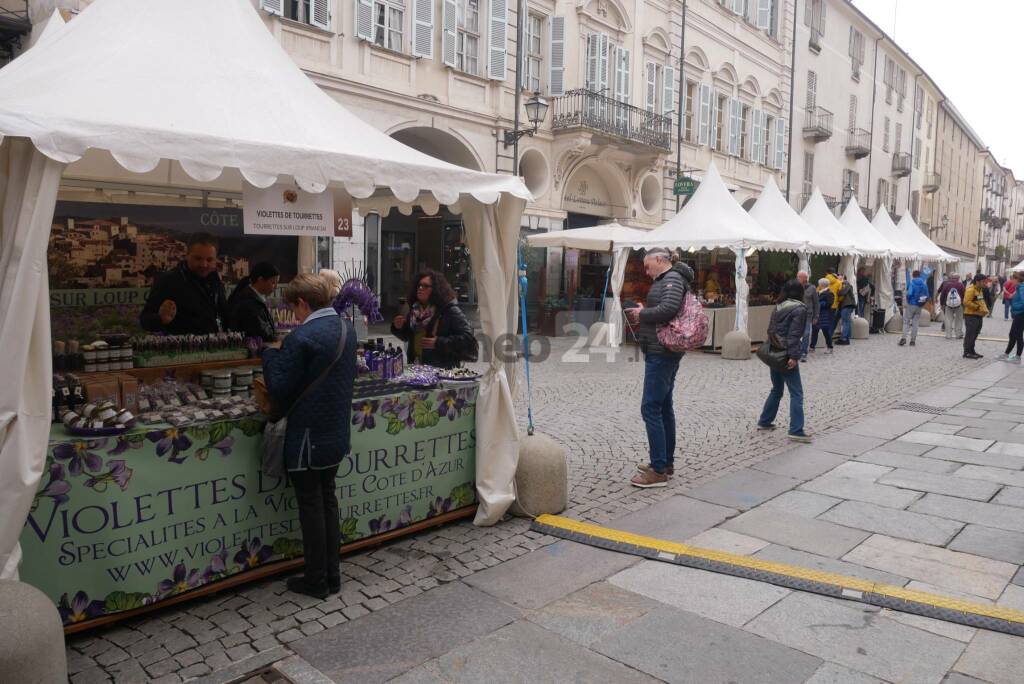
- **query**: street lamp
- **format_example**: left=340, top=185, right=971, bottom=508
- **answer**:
left=503, top=93, right=549, bottom=147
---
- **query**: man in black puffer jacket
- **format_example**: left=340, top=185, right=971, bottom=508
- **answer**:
left=625, top=249, right=694, bottom=488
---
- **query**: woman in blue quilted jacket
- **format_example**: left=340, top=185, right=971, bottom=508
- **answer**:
left=263, top=273, right=356, bottom=599
left=757, top=280, right=811, bottom=443
left=998, top=272, right=1024, bottom=362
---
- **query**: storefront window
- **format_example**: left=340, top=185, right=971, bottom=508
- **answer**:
left=364, top=213, right=380, bottom=293
left=443, top=222, right=473, bottom=304
left=315, top=235, right=333, bottom=272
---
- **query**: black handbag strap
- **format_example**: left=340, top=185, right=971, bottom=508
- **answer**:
left=285, top=319, right=349, bottom=418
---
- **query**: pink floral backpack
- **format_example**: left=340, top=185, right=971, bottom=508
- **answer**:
left=657, top=289, right=709, bottom=352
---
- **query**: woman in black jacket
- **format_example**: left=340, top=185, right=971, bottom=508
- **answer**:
left=757, top=280, right=811, bottom=443
left=390, top=269, right=476, bottom=369
left=227, top=262, right=280, bottom=342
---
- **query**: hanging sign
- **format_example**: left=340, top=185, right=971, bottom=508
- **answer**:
left=243, top=183, right=333, bottom=237
left=673, top=175, right=697, bottom=197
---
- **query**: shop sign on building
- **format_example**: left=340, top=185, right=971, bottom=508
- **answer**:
left=673, top=175, right=697, bottom=196
left=563, top=167, right=613, bottom=216
left=243, top=182, right=333, bottom=237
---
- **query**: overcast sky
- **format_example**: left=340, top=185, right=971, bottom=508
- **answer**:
left=852, top=0, right=1024, bottom=174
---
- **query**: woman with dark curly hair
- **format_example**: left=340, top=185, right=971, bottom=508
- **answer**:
left=390, top=269, right=476, bottom=368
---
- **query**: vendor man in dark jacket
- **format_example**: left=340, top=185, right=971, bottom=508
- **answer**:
left=625, top=248, right=694, bottom=489
left=140, top=232, right=230, bottom=335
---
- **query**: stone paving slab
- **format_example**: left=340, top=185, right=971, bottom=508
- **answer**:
left=823, top=461, right=894, bottom=481
left=922, top=446, right=1024, bottom=470
left=953, top=630, right=1024, bottom=684
left=722, top=508, right=870, bottom=558
left=750, top=446, right=850, bottom=481
left=933, top=413, right=1024, bottom=431
left=608, top=495, right=737, bottom=543
left=593, top=606, right=822, bottom=684
left=804, top=663, right=886, bottom=684
left=917, top=422, right=966, bottom=435
left=809, top=431, right=889, bottom=457
left=745, top=592, right=964, bottom=683
left=992, top=485, right=1024, bottom=508
left=685, top=527, right=770, bottom=555
left=391, top=620, right=661, bottom=684
left=879, top=580, right=989, bottom=644
left=819, top=500, right=964, bottom=546
left=752, top=545, right=908, bottom=586
left=525, top=582, right=660, bottom=647
left=759, top=490, right=842, bottom=518
left=877, top=469, right=1003, bottom=501
left=953, top=463, right=1024, bottom=488
left=957, top=428, right=1024, bottom=445
left=898, top=431, right=995, bottom=452
left=909, top=493, right=1024, bottom=533
left=683, top=468, right=801, bottom=511
left=607, top=561, right=791, bottom=628
left=871, top=439, right=937, bottom=455
left=948, top=525, right=1024, bottom=564
left=462, top=540, right=638, bottom=610
left=288, top=582, right=519, bottom=683
left=911, top=386, right=982, bottom=408
left=856, top=449, right=961, bottom=474
left=844, top=409, right=935, bottom=440
left=799, top=475, right=922, bottom=509
left=842, top=534, right=1016, bottom=599
left=986, top=441, right=1024, bottom=457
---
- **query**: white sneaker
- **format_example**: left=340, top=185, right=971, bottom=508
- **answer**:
left=1010, top=354, right=1020, bottom=363
left=997, top=353, right=1009, bottom=361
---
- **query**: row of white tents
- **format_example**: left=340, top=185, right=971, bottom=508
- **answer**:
left=527, top=163, right=956, bottom=347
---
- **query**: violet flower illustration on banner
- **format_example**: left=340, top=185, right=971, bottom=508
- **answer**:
left=352, top=399, right=379, bottom=432
left=158, top=563, right=202, bottom=597
left=58, top=591, right=105, bottom=624
left=436, top=390, right=466, bottom=421
left=146, top=428, right=194, bottom=463
left=53, top=438, right=108, bottom=476
left=368, top=515, right=393, bottom=535
left=33, top=462, right=71, bottom=511
left=235, top=538, right=273, bottom=570
left=85, top=459, right=133, bottom=493
left=203, top=549, right=230, bottom=582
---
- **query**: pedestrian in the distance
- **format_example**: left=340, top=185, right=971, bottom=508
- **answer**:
left=856, top=268, right=873, bottom=318
left=1004, top=274, right=1018, bottom=321
left=999, top=272, right=1024, bottom=362
left=899, top=270, right=930, bottom=347
left=983, top=276, right=996, bottom=319
left=963, top=274, right=989, bottom=359
left=625, top=248, right=694, bottom=488
left=810, top=278, right=835, bottom=354
left=939, top=274, right=965, bottom=340
left=836, top=275, right=856, bottom=345
left=757, top=280, right=811, bottom=443
left=797, top=270, right=818, bottom=362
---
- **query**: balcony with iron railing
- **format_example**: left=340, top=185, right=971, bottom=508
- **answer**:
left=809, top=27, right=823, bottom=53
left=802, top=107, right=833, bottom=142
left=845, top=128, right=870, bottom=159
left=892, top=152, right=912, bottom=178
left=923, top=173, right=941, bottom=193
left=551, top=89, right=672, bottom=152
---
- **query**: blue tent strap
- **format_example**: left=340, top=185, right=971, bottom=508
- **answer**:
left=518, top=245, right=535, bottom=436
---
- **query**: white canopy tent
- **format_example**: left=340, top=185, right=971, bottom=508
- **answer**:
left=0, top=0, right=531, bottom=578
left=749, top=176, right=853, bottom=273
left=895, top=213, right=957, bottom=264
left=524, top=223, right=650, bottom=347
left=620, top=163, right=803, bottom=336
left=800, top=189, right=858, bottom=258
left=838, top=202, right=903, bottom=320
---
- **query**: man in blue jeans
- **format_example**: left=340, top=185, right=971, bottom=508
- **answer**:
left=797, top=270, right=817, bottom=361
left=625, top=248, right=693, bottom=488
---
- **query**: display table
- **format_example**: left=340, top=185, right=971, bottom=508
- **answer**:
left=21, top=382, right=478, bottom=631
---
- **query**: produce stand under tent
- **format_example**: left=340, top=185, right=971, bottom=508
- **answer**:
left=0, top=0, right=529, bottom=630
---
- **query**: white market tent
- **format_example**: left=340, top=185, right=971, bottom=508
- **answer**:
left=800, top=189, right=858, bottom=258
left=0, top=0, right=531, bottom=578
left=749, top=176, right=852, bottom=273
left=524, top=223, right=650, bottom=347
left=838, top=202, right=904, bottom=319
left=621, top=162, right=804, bottom=336
left=895, top=213, right=956, bottom=263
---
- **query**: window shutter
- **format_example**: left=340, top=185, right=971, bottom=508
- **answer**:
left=848, top=94, right=857, bottom=130
left=355, top=0, right=373, bottom=40
left=488, top=0, right=508, bottom=80
left=731, top=0, right=745, bottom=15
left=751, top=109, right=763, bottom=163
left=803, top=0, right=811, bottom=26
left=586, top=34, right=600, bottom=90
left=549, top=17, right=565, bottom=96
left=895, top=122, right=902, bottom=153
left=441, top=0, right=457, bottom=67
left=710, top=94, right=720, bottom=150
left=597, top=33, right=610, bottom=94
left=728, top=99, right=741, bottom=156
left=698, top=84, right=712, bottom=146
left=645, top=62, right=657, bottom=112
left=756, top=0, right=771, bottom=29
left=806, top=70, right=817, bottom=110
left=413, top=0, right=434, bottom=58
left=310, top=0, right=331, bottom=30
left=774, top=117, right=786, bottom=169
left=662, top=65, right=676, bottom=116
left=615, top=48, right=631, bottom=103
left=261, top=0, right=284, bottom=16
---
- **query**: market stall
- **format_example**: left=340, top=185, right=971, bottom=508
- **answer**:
left=0, top=0, right=529, bottom=629
left=837, top=202, right=905, bottom=321
left=620, top=164, right=803, bottom=349
left=889, top=212, right=958, bottom=319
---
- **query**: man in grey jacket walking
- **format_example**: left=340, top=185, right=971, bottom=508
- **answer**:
left=797, top=270, right=818, bottom=362
left=625, top=248, right=693, bottom=488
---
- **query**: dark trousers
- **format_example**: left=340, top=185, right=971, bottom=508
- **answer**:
left=964, top=315, right=984, bottom=356
left=1006, top=315, right=1024, bottom=356
left=811, top=319, right=834, bottom=349
left=290, top=465, right=341, bottom=588
left=641, top=353, right=681, bottom=473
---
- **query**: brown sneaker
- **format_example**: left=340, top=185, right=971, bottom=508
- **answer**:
left=630, top=470, right=668, bottom=488
left=636, top=463, right=675, bottom=476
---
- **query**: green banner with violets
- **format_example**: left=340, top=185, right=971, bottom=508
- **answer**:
left=21, top=385, right=477, bottom=627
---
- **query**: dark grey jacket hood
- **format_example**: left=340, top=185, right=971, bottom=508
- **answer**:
left=672, top=262, right=695, bottom=285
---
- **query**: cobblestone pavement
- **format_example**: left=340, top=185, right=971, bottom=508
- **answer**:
left=64, top=318, right=1014, bottom=683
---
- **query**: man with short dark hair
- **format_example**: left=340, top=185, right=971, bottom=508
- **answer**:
left=899, top=269, right=930, bottom=347
left=140, top=232, right=230, bottom=335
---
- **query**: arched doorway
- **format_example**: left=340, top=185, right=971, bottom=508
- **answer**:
left=370, top=127, right=483, bottom=313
